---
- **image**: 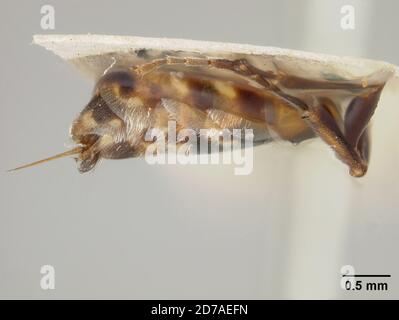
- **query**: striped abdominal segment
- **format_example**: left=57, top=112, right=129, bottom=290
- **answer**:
left=143, top=68, right=313, bottom=143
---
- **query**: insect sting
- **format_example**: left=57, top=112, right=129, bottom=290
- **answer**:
left=10, top=36, right=395, bottom=177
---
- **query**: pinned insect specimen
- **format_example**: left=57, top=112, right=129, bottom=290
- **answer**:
left=10, top=35, right=398, bottom=177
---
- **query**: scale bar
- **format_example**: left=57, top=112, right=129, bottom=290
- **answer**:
left=342, top=275, right=391, bottom=278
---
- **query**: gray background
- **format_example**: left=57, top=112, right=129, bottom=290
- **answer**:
left=1, top=0, right=398, bottom=299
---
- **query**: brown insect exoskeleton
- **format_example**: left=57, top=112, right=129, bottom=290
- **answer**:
left=11, top=55, right=387, bottom=177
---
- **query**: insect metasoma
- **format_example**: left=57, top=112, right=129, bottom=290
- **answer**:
left=10, top=35, right=397, bottom=177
